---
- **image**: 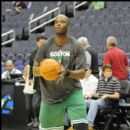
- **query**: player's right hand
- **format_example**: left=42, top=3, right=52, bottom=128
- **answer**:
left=33, top=66, right=40, bottom=77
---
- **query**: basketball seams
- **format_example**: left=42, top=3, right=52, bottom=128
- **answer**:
left=39, top=59, right=62, bottom=80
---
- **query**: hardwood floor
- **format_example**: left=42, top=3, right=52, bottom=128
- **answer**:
left=2, top=125, right=129, bottom=130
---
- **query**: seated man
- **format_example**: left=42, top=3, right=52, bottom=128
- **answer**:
left=85, top=64, right=120, bottom=130
left=2, top=60, right=22, bottom=79
left=80, top=67, right=98, bottom=99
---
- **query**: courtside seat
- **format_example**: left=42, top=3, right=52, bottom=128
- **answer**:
left=94, top=99, right=119, bottom=130
left=113, top=80, right=130, bottom=129
left=2, top=54, right=7, bottom=62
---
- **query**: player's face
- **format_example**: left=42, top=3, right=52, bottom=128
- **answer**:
left=54, top=16, right=69, bottom=36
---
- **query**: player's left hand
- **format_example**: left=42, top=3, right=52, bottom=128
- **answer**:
left=55, top=65, right=66, bottom=79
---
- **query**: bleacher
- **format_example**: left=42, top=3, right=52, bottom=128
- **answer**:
left=1, top=1, right=130, bottom=76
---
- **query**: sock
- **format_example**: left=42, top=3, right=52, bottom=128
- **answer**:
left=73, top=123, right=88, bottom=130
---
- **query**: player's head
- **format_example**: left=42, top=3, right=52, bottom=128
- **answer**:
left=106, top=36, right=117, bottom=49
left=36, top=35, right=47, bottom=48
left=54, top=14, right=70, bottom=36
left=77, top=37, right=90, bottom=50
left=5, top=60, right=14, bottom=72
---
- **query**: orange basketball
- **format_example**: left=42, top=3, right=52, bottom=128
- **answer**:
left=39, top=59, right=62, bottom=80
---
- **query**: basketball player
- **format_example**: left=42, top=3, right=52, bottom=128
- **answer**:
left=33, top=14, right=88, bottom=130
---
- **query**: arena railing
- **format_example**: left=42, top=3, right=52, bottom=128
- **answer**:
left=29, top=7, right=60, bottom=35
left=75, top=1, right=88, bottom=9
left=2, top=30, right=15, bottom=46
left=28, top=1, right=87, bottom=35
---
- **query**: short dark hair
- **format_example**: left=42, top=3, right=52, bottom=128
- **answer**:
left=36, top=35, right=47, bottom=41
left=102, top=64, right=112, bottom=72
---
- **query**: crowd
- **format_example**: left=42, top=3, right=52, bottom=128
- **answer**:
left=1, top=12, right=130, bottom=130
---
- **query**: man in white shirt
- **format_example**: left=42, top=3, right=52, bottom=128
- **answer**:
left=80, top=67, right=98, bottom=99
left=2, top=60, right=22, bottom=79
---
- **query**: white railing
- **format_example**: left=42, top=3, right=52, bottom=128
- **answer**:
left=28, top=2, right=88, bottom=35
left=29, top=7, right=60, bottom=35
left=75, top=1, right=88, bottom=9
left=2, top=30, right=15, bottom=46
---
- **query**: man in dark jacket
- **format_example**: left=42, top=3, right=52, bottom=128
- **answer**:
left=24, top=35, right=47, bottom=128
left=78, top=37, right=99, bottom=78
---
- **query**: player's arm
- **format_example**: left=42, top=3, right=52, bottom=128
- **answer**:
left=64, top=41, right=87, bottom=80
left=64, top=69, right=86, bottom=79
left=32, top=43, right=47, bottom=77
left=32, top=61, right=40, bottom=77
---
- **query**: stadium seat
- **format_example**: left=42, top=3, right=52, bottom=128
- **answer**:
left=114, top=80, right=130, bottom=129
left=2, top=66, right=6, bottom=73
left=14, top=60, right=24, bottom=66
left=109, top=7, right=120, bottom=16
left=65, top=4, right=75, bottom=17
left=24, top=53, right=31, bottom=62
left=87, top=15, right=96, bottom=24
left=16, top=53, right=24, bottom=61
left=105, top=15, right=115, bottom=23
left=120, top=7, right=130, bottom=15
left=6, top=54, right=16, bottom=62
left=96, top=15, right=105, bottom=24
left=2, top=54, right=7, bottom=62
left=16, top=65, right=24, bottom=73
left=125, top=14, right=130, bottom=22
left=79, top=16, right=86, bottom=25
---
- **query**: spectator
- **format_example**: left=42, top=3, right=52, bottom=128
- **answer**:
left=33, top=14, right=88, bottom=130
left=12, top=1, right=26, bottom=13
left=103, top=36, right=129, bottom=80
left=2, top=60, right=22, bottom=79
left=78, top=37, right=99, bottom=78
left=80, top=67, right=98, bottom=100
left=89, top=1, right=106, bottom=10
left=24, top=35, right=47, bottom=128
left=85, top=64, right=120, bottom=130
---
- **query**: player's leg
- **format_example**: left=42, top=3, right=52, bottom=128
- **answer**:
left=66, top=90, right=88, bottom=130
left=39, top=101, right=65, bottom=130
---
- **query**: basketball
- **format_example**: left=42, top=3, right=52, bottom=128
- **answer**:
left=39, top=59, right=62, bottom=80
